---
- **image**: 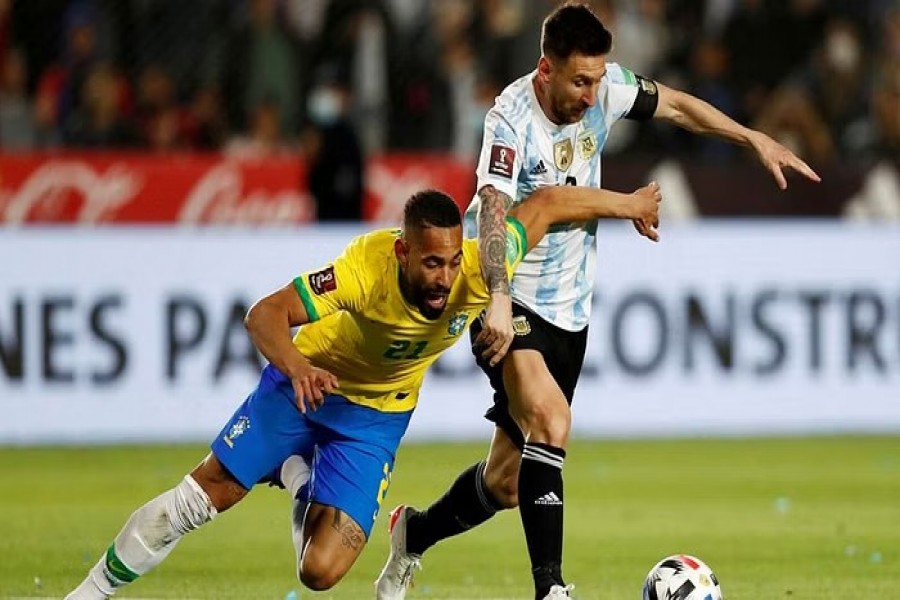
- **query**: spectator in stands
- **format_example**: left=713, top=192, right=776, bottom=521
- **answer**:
left=685, top=36, right=740, bottom=163
left=34, top=1, right=115, bottom=143
left=859, top=61, right=900, bottom=162
left=183, top=85, right=228, bottom=151
left=793, top=18, right=871, bottom=157
left=62, top=63, right=137, bottom=148
left=127, top=0, right=228, bottom=101
left=387, top=1, right=454, bottom=149
left=753, top=86, right=836, bottom=165
left=302, top=77, right=364, bottom=221
left=225, top=97, right=292, bottom=158
left=222, top=0, right=300, bottom=134
left=135, top=64, right=186, bottom=152
left=0, top=47, right=36, bottom=150
left=722, top=0, right=794, bottom=122
left=0, top=0, right=9, bottom=71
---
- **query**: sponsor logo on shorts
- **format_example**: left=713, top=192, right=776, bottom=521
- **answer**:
left=512, top=315, right=531, bottom=336
left=488, top=144, right=516, bottom=179
left=308, top=266, right=336, bottom=295
left=223, top=415, right=250, bottom=448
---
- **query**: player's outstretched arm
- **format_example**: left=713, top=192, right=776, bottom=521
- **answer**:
left=510, top=182, right=663, bottom=251
left=474, top=184, right=515, bottom=366
left=653, top=82, right=821, bottom=189
left=245, top=284, right=338, bottom=413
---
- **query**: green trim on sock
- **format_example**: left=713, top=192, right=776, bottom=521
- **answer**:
left=105, top=544, right=139, bottom=584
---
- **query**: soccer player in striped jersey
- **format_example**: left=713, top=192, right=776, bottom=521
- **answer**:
left=65, top=183, right=662, bottom=599
left=377, top=4, right=820, bottom=600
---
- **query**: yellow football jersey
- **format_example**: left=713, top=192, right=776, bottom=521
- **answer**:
left=292, top=218, right=526, bottom=413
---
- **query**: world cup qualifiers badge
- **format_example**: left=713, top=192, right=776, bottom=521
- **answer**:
left=223, top=415, right=250, bottom=448
left=309, top=266, right=337, bottom=295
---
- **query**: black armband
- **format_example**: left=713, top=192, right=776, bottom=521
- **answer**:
left=625, top=75, right=659, bottom=121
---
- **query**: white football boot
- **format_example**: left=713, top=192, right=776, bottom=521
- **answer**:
left=374, top=505, right=422, bottom=600
left=541, top=583, right=575, bottom=599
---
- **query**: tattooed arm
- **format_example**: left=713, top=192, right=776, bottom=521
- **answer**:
left=473, top=184, right=515, bottom=367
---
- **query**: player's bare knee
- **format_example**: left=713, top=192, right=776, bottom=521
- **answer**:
left=189, top=455, right=247, bottom=512
left=298, top=556, right=344, bottom=591
left=519, top=402, right=571, bottom=446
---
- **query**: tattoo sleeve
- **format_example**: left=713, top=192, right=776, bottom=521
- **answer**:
left=477, top=185, right=514, bottom=294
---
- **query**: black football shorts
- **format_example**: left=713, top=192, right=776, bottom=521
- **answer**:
left=469, top=302, right=588, bottom=449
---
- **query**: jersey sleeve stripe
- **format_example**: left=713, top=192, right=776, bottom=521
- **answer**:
left=293, top=276, right=321, bottom=322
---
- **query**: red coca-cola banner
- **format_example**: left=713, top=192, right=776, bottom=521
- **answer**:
left=0, top=153, right=477, bottom=225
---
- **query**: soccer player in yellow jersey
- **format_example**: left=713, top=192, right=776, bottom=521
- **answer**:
left=66, top=185, right=661, bottom=599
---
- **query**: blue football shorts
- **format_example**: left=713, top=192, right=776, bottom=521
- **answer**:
left=211, top=364, right=413, bottom=537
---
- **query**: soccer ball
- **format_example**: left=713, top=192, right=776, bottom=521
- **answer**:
left=642, top=554, right=723, bottom=600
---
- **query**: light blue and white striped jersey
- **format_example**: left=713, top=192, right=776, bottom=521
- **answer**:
left=465, top=62, right=643, bottom=331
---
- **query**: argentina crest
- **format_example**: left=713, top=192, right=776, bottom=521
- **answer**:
left=577, top=130, right=597, bottom=160
left=553, top=138, right=573, bottom=171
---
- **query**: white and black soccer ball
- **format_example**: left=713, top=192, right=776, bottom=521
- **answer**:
left=642, top=554, right=723, bottom=600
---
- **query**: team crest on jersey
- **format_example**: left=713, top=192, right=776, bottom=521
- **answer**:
left=223, top=415, right=250, bottom=448
left=512, top=315, right=531, bottom=336
left=447, top=312, right=468, bottom=336
left=553, top=138, right=573, bottom=171
left=577, top=130, right=597, bottom=160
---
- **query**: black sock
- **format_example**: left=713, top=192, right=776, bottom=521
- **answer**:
left=519, top=442, right=566, bottom=599
left=405, top=461, right=501, bottom=556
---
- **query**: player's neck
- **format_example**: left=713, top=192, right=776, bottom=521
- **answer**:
left=532, top=77, right=564, bottom=126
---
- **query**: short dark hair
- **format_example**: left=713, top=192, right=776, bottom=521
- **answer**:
left=402, top=189, right=461, bottom=233
left=541, top=3, right=612, bottom=60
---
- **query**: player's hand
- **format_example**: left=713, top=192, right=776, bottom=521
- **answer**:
left=474, top=292, right=514, bottom=367
left=749, top=130, right=821, bottom=189
left=630, top=181, right=662, bottom=242
left=288, top=364, right=339, bottom=413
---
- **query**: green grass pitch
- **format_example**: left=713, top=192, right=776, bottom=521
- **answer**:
left=1, top=436, right=898, bottom=599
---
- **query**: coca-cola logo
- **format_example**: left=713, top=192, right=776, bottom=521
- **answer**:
left=0, top=161, right=142, bottom=223
left=308, top=266, right=336, bottom=295
left=179, top=162, right=314, bottom=224
left=0, top=157, right=315, bottom=224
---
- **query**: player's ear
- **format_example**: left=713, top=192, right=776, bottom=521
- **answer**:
left=537, top=56, right=553, bottom=83
left=394, top=237, right=410, bottom=270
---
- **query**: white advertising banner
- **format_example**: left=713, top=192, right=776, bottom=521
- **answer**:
left=1, top=222, right=899, bottom=444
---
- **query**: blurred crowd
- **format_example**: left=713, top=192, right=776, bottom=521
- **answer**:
left=0, top=0, right=897, bottom=165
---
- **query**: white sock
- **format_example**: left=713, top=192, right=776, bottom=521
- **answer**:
left=279, top=455, right=312, bottom=574
left=65, top=476, right=216, bottom=600
left=281, top=455, right=311, bottom=500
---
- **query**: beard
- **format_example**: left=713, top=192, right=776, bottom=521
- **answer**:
left=413, top=285, right=450, bottom=320
left=551, top=96, right=588, bottom=124
left=400, top=275, right=450, bottom=320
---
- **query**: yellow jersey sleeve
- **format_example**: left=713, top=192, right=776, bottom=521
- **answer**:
left=293, top=234, right=370, bottom=321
